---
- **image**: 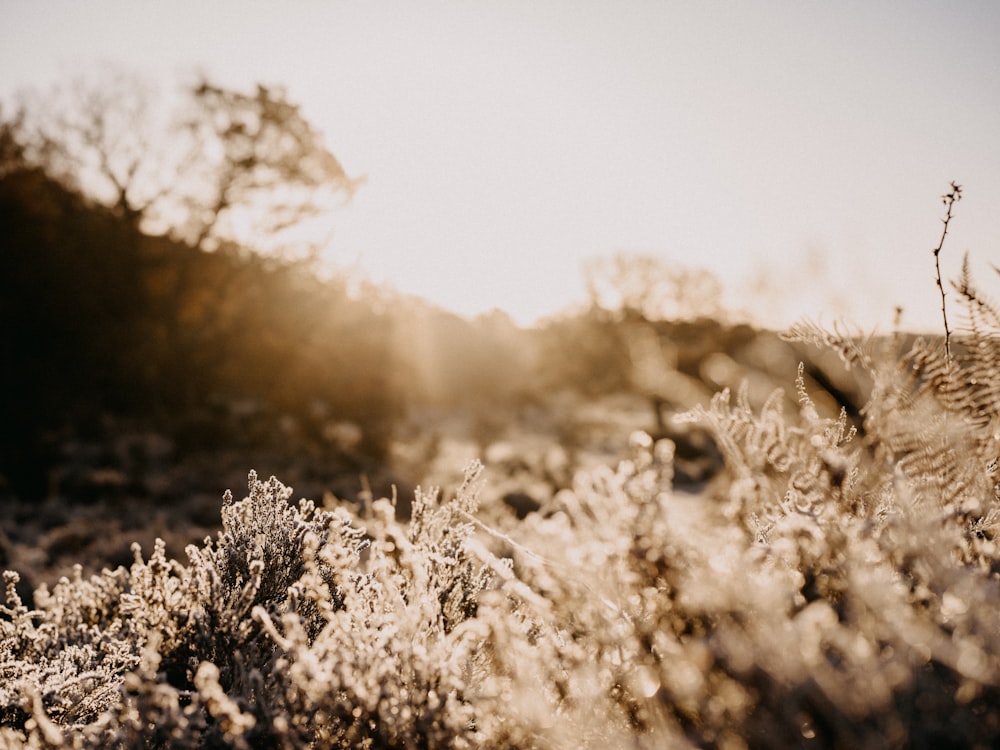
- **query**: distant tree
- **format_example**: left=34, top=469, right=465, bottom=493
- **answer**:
left=176, top=78, right=362, bottom=257
left=12, top=65, right=360, bottom=258
left=584, top=252, right=724, bottom=322
left=13, top=67, right=162, bottom=231
left=5, top=66, right=369, bottom=411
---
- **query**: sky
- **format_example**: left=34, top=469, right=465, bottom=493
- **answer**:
left=2, top=0, right=999, bottom=331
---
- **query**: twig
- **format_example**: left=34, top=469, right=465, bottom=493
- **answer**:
left=933, top=181, right=962, bottom=364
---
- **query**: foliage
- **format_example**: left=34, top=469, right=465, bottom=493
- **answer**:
left=0, top=467, right=494, bottom=748
left=4, top=266, right=1000, bottom=747
left=1, top=71, right=378, bottom=497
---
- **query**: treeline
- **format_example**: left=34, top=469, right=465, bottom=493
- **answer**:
left=2, top=70, right=849, bottom=505
left=0, top=125, right=556, bottom=500
left=0, top=70, right=549, bottom=501
left=0, top=152, right=762, bottom=502
left=0, top=154, right=850, bottom=497
left=0, top=155, right=533, bottom=498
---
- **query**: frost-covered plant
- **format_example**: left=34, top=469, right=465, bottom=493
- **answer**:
left=673, top=264, right=1000, bottom=746
left=0, top=467, right=501, bottom=747
left=4, top=251, right=1000, bottom=746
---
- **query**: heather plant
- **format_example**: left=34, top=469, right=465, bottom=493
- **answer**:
left=4, top=356, right=1000, bottom=747
left=1, top=465, right=507, bottom=748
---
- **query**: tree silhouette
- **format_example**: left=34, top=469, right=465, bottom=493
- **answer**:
left=13, top=66, right=360, bottom=258
left=178, top=78, right=362, bottom=257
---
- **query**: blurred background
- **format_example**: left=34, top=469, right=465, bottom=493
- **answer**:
left=1, top=1, right=997, bottom=592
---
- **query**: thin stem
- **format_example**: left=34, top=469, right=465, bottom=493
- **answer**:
left=932, top=181, right=962, bottom=364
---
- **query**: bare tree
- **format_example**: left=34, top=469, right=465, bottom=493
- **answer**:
left=12, top=65, right=360, bottom=257
left=16, top=66, right=176, bottom=231
left=177, top=77, right=362, bottom=256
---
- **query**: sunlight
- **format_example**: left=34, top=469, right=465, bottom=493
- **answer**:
left=5, top=5, right=1000, bottom=745
left=4, top=2, right=997, bottom=330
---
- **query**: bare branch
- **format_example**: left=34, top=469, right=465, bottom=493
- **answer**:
left=932, top=180, right=962, bottom=364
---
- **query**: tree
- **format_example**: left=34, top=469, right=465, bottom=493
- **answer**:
left=584, top=252, right=724, bottom=322
left=176, top=78, right=362, bottom=256
left=12, top=65, right=360, bottom=258
left=6, top=66, right=367, bottom=413
left=0, top=104, right=28, bottom=178
left=14, top=67, right=163, bottom=230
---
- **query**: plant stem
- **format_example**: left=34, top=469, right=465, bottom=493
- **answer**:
left=933, top=181, right=962, bottom=364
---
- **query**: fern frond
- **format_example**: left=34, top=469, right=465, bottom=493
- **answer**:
left=783, top=319, right=875, bottom=372
left=951, top=258, right=1000, bottom=428
left=907, top=338, right=980, bottom=421
left=858, top=264, right=1000, bottom=518
left=954, top=253, right=1000, bottom=334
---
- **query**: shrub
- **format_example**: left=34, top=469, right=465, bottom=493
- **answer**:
left=4, top=193, right=1000, bottom=747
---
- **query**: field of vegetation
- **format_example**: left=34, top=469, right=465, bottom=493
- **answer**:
left=2, top=76, right=999, bottom=748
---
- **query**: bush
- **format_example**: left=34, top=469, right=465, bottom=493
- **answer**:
left=4, top=291, right=1000, bottom=747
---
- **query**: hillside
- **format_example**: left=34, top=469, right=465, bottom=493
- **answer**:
left=7, top=156, right=1000, bottom=747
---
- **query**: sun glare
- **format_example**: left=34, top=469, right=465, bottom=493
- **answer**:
left=1, top=1, right=998, bottom=330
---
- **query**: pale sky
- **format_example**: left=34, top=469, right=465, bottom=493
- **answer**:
left=2, top=1, right=999, bottom=330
